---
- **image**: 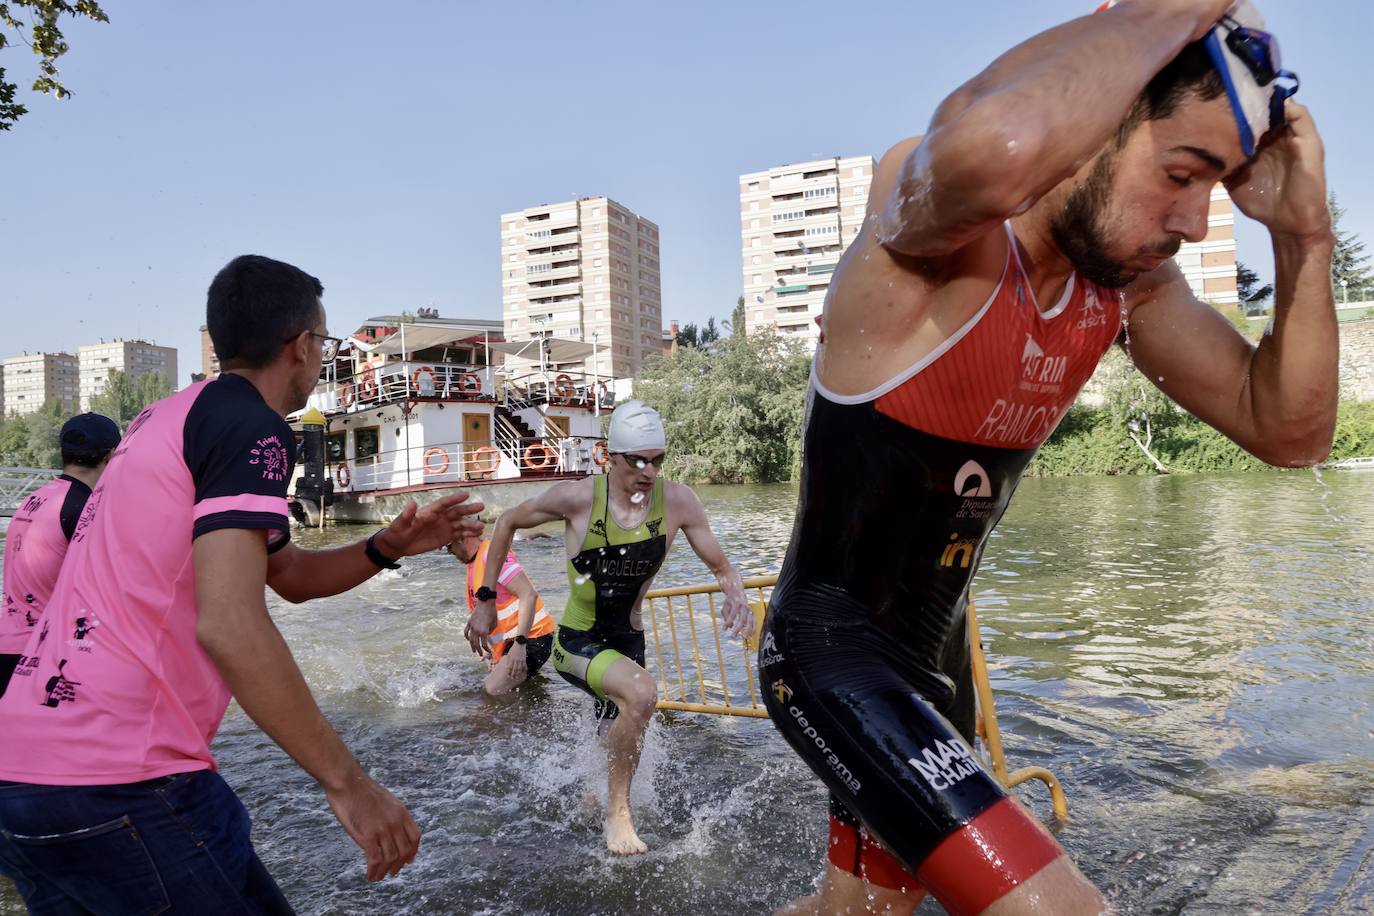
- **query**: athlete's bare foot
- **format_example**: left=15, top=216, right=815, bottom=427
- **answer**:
left=604, top=806, right=648, bottom=855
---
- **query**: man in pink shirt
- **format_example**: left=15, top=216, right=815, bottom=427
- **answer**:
left=0, top=255, right=484, bottom=914
left=0, top=413, right=121, bottom=696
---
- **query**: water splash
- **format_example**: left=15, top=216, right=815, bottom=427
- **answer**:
left=1309, top=466, right=1347, bottom=524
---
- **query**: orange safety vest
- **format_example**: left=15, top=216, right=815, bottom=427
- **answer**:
left=466, top=540, right=554, bottom=664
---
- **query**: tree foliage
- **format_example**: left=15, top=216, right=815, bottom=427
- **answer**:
left=1236, top=260, right=1273, bottom=311
left=1330, top=192, right=1373, bottom=301
left=674, top=317, right=722, bottom=350
left=0, top=1, right=108, bottom=131
left=635, top=328, right=811, bottom=483
left=89, top=368, right=170, bottom=426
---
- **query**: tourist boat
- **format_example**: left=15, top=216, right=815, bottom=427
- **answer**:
left=289, top=313, right=615, bottom=526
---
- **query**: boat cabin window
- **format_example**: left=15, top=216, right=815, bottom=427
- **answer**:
left=354, top=427, right=381, bottom=465
left=325, top=432, right=346, bottom=464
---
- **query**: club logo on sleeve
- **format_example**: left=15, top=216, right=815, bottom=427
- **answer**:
left=250, top=435, right=288, bottom=482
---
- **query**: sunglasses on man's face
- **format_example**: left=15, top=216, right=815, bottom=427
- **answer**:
left=282, top=330, right=343, bottom=362
left=616, top=452, right=666, bottom=469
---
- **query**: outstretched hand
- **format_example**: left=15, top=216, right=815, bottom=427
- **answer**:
left=721, top=590, right=753, bottom=640
left=376, top=493, right=485, bottom=559
left=324, top=772, right=421, bottom=882
left=465, top=599, right=497, bottom=658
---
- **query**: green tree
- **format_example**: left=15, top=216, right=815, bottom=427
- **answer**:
left=675, top=317, right=723, bottom=350
left=0, top=414, right=32, bottom=465
left=636, top=328, right=811, bottom=483
left=732, top=296, right=746, bottom=338
left=1330, top=192, right=1374, bottom=302
left=1, top=1, right=109, bottom=131
left=20, top=398, right=72, bottom=467
left=89, top=368, right=171, bottom=427
left=1236, top=260, right=1273, bottom=312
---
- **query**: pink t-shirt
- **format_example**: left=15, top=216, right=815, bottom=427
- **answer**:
left=0, top=374, right=294, bottom=785
left=1, top=475, right=90, bottom=654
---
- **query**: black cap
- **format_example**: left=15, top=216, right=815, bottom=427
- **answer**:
left=59, top=413, right=122, bottom=455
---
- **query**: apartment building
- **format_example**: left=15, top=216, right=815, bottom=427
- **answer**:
left=2, top=352, right=80, bottom=417
left=78, top=339, right=178, bottom=410
left=739, top=156, right=875, bottom=348
left=501, top=196, right=663, bottom=379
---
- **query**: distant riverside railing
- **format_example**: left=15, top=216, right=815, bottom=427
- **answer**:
left=0, top=467, right=59, bottom=518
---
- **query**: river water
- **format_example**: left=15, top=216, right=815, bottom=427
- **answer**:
left=2, top=471, right=1373, bottom=915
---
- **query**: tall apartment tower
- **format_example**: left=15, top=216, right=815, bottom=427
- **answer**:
left=200, top=325, right=221, bottom=378
left=1176, top=185, right=1238, bottom=308
left=78, top=339, right=178, bottom=410
left=501, top=196, right=663, bottom=379
left=2, top=353, right=80, bottom=417
left=739, top=155, right=875, bottom=347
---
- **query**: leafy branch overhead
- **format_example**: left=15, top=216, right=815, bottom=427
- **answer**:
left=0, top=0, right=108, bottom=131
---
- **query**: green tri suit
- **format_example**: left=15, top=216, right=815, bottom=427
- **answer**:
left=552, top=474, right=667, bottom=719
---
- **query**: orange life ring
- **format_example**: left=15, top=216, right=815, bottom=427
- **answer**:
left=340, top=383, right=355, bottom=407
left=592, top=440, right=610, bottom=467
left=335, top=463, right=351, bottom=488
left=422, top=447, right=449, bottom=475
left=554, top=373, right=575, bottom=399
left=412, top=366, right=437, bottom=394
left=470, top=445, right=500, bottom=476
left=524, top=442, right=556, bottom=470
left=358, top=366, right=378, bottom=401
left=456, top=372, right=482, bottom=396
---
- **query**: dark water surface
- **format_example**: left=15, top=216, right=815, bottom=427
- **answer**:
left=3, top=471, right=1372, bottom=914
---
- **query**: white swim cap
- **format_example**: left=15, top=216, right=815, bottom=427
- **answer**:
left=1203, top=1, right=1296, bottom=158
left=607, top=400, right=666, bottom=453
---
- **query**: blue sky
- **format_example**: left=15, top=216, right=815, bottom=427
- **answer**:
left=1, top=0, right=1369, bottom=385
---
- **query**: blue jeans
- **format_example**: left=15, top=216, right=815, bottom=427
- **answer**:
left=0, top=770, right=294, bottom=915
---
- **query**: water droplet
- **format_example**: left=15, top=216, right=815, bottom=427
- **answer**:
left=575, top=575, right=589, bottom=585
left=619, top=547, right=628, bottom=555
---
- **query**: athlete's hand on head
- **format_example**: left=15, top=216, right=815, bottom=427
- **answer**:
left=1142, top=0, right=1237, bottom=42
left=466, top=599, right=496, bottom=658
left=324, top=771, right=421, bottom=882
left=1225, top=101, right=1332, bottom=242
left=375, top=493, right=485, bottom=559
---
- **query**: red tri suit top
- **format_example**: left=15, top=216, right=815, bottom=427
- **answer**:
left=0, top=373, right=295, bottom=785
left=780, top=222, right=1123, bottom=672
left=1, top=475, right=92, bottom=655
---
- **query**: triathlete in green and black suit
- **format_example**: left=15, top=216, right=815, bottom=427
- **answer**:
left=469, top=400, right=751, bottom=856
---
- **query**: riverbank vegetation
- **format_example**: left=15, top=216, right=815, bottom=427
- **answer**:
left=636, top=329, right=1374, bottom=483
left=0, top=370, right=169, bottom=466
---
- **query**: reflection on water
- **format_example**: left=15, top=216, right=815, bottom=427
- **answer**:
left=2, top=472, right=1372, bottom=914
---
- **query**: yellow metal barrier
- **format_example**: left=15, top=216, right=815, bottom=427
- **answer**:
left=642, top=576, right=1069, bottom=818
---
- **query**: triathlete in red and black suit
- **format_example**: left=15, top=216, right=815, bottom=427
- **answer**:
left=761, top=2, right=1338, bottom=913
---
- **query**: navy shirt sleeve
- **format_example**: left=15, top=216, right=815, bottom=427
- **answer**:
left=183, top=376, right=297, bottom=553
left=57, top=476, right=92, bottom=543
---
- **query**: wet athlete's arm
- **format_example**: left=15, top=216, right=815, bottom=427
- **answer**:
left=195, top=527, right=420, bottom=883
left=671, top=483, right=751, bottom=637
left=1126, top=103, right=1337, bottom=467
left=879, top=0, right=1233, bottom=257
left=502, top=569, right=539, bottom=679
left=267, top=493, right=484, bottom=603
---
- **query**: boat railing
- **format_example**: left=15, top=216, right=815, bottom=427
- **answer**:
left=315, top=361, right=495, bottom=414
left=328, top=435, right=608, bottom=493
left=641, top=576, right=1069, bottom=819
left=503, top=369, right=614, bottom=409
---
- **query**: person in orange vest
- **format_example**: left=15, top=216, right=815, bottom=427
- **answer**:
left=448, top=530, right=555, bottom=695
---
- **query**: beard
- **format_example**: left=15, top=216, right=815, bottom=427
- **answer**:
left=1050, top=149, right=1180, bottom=289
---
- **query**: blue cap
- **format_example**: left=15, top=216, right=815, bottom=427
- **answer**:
left=60, top=413, right=122, bottom=455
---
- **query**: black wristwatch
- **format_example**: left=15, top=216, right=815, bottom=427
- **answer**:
left=475, top=585, right=499, bottom=602
left=514, top=634, right=528, bottom=646
left=365, top=531, right=401, bottom=570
